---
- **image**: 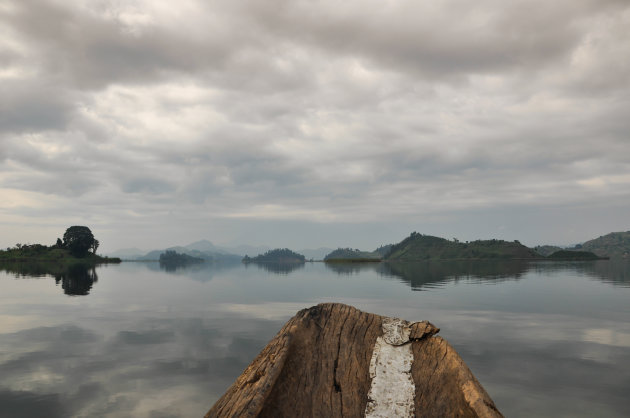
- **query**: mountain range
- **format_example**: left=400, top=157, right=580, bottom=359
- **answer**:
left=107, top=230, right=630, bottom=262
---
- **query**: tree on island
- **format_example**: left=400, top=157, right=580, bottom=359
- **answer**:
left=63, top=226, right=97, bottom=257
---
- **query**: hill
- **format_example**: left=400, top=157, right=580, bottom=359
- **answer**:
left=324, top=248, right=381, bottom=262
left=243, top=248, right=306, bottom=263
left=385, top=232, right=542, bottom=261
left=576, top=231, right=630, bottom=258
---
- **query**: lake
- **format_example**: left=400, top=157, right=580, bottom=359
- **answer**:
left=1, top=259, right=629, bottom=417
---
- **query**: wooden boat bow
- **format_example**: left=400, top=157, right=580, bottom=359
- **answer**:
left=206, top=303, right=503, bottom=417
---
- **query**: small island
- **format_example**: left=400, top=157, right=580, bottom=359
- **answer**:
left=243, top=248, right=306, bottom=264
left=159, top=250, right=204, bottom=265
left=547, top=250, right=608, bottom=260
left=0, top=226, right=121, bottom=266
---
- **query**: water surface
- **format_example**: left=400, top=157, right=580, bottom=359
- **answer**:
left=1, top=260, right=629, bottom=417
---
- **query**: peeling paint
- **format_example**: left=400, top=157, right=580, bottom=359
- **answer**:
left=365, top=317, right=415, bottom=417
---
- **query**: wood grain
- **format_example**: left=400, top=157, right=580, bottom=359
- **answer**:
left=205, top=303, right=502, bottom=418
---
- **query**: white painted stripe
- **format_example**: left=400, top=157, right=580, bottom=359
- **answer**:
left=365, top=318, right=415, bottom=418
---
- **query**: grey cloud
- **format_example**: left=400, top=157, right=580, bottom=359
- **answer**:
left=234, top=0, right=620, bottom=80
left=1, top=0, right=629, bottom=250
left=3, top=0, right=231, bottom=89
left=121, top=177, right=175, bottom=195
left=117, top=329, right=175, bottom=345
left=0, top=81, right=75, bottom=133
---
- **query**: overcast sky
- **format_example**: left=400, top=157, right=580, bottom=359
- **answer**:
left=1, top=0, right=629, bottom=252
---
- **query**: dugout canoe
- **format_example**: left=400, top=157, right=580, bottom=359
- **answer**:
left=206, top=303, right=503, bottom=418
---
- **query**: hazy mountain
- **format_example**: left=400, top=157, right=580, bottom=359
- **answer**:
left=221, top=244, right=272, bottom=257
left=185, top=239, right=223, bottom=252
left=135, top=245, right=240, bottom=262
left=106, top=248, right=147, bottom=259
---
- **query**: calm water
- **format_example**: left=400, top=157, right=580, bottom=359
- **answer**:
left=1, top=260, right=629, bottom=417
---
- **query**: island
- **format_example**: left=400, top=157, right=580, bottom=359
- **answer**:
left=0, top=226, right=121, bottom=266
left=385, top=232, right=542, bottom=261
left=547, top=250, right=608, bottom=260
left=243, top=248, right=306, bottom=264
left=159, top=250, right=204, bottom=265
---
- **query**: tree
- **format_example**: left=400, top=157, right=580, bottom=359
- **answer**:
left=91, top=239, right=99, bottom=255
left=63, top=226, right=96, bottom=257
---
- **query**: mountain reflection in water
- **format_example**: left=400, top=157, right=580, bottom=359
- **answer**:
left=324, top=259, right=630, bottom=289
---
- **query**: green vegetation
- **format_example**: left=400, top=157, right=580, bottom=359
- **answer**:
left=63, top=226, right=99, bottom=257
left=547, top=250, right=604, bottom=260
left=243, top=248, right=306, bottom=263
left=0, top=226, right=120, bottom=265
left=324, top=248, right=381, bottom=262
left=385, top=232, right=542, bottom=261
left=159, top=250, right=204, bottom=264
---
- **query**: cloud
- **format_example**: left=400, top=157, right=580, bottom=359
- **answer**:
left=0, top=0, right=629, bottom=250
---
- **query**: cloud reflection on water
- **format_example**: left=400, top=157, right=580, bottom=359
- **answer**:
left=0, top=260, right=630, bottom=417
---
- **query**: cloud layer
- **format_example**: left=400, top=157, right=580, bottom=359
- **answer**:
left=1, top=0, right=629, bottom=250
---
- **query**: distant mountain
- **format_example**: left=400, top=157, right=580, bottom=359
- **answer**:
left=533, top=245, right=564, bottom=257
left=243, top=248, right=306, bottom=264
left=184, top=240, right=224, bottom=253
left=576, top=231, right=630, bottom=258
left=324, top=248, right=381, bottom=262
left=106, top=247, right=147, bottom=260
left=136, top=246, right=241, bottom=263
left=222, top=244, right=272, bottom=257
left=385, top=232, right=541, bottom=261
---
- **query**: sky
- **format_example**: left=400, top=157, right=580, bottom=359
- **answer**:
left=1, top=0, right=629, bottom=253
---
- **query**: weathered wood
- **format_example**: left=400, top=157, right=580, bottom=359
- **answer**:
left=206, top=303, right=502, bottom=418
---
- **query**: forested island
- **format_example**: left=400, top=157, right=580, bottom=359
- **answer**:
left=0, top=226, right=120, bottom=265
left=384, top=232, right=542, bottom=261
left=159, top=250, right=204, bottom=265
left=243, top=248, right=306, bottom=264
left=547, top=250, right=607, bottom=260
